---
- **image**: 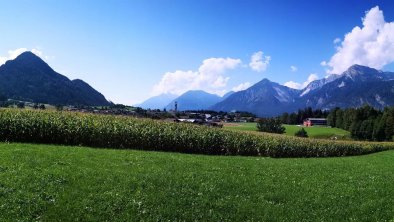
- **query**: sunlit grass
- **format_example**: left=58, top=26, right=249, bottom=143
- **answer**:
left=224, top=122, right=350, bottom=139
left=0, top=142, right=393, bottom=221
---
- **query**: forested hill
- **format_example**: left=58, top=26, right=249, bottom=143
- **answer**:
left=0, top=51, right=110, bottom=106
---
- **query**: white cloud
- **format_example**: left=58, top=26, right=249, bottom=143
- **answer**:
left=284, top=73, right=319, bottom=89
left=31, top=48, right=43, bottom=57
left=283, top=81, right=302, bottom=89
left=249, top=51, right=271, bottom=72
left=333, top=38, right=341, bottom=44
left=306, top=73, right=319, bottom=83
left=0, top=48, right=44, bottom=65
left=290, top=65, right=298, bottom=72
left=152, top=57, right=241, bottom=96
left=232, top=82, right=251, bottom=92
left=152, top=70, right=198, bottom=96
left=325, top=6, right=394, bottom=74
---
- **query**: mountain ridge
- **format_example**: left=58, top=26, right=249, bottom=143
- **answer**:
left=299, top=65, right=394, bottom=110
left=0, top=51, right=110, bottom=106
left=212, top=64, right=394, bottom=116
left=165, top=90, right=223, bottom=111
left=136, top=93, right=177, bottom=110
left=211, top=78, right=301, bottom=116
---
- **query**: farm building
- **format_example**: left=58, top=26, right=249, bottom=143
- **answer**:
left=303, top=118, right=327, bottom=127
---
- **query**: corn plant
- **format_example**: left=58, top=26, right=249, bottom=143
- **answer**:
left=0, top=109, right=392, bottom=157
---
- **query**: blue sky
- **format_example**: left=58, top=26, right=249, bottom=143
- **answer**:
left=1, top=0, right=394, bottom=105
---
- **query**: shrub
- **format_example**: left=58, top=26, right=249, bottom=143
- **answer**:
left=55, top=105, right=64, bottom=111
left=295, top=128, right=308, bottom=138
left=0, top=109, right=392, bottom=157
left=17, top=102, right=25, bottom=109
left=257, top=118, right=285, bottom=134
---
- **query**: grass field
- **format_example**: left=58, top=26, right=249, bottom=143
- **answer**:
left=224, top=122, right=351, bottom=139
left=284, top=124, right=350, bottom=139
left=1, top=142, right=393, bottom=221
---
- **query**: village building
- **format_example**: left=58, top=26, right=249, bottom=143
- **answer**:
left=303, top=118, right=327, bottom=127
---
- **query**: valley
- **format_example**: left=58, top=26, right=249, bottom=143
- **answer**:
left=1, top=2, right=394, bottom=220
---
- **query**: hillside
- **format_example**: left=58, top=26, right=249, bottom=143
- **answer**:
left=0, top=51, right=110, bottom=106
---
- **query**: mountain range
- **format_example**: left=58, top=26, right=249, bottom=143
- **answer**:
left=0, top=51, right=110, bottom=106
left=140, top=64, right=394, bottom=116
left=211, top=79, right=300, bottom=116
left=165, top=90, right=230, bottom=111
left=299, top=65, right=394, bottom=110
left=2, top=52, right=393, bottom=115
left=137, top=90, right=235, bottom=111
left=136, top=93, right=178, bottom=110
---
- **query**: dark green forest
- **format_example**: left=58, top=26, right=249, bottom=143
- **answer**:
left=278, top=107, right=329, bottom=125
left=327, top=106, right=394, bottom=141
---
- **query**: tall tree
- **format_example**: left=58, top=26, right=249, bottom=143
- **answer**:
left=257, top=118, right=285, bottom=134
left=385, top=109, right=394, bottom=141
left=335, top=109, right=344, bottom=129
left=280, top=112, right=290, bottom=124
left=327, top=107, right=339, bottom=127
left=289, top=113, right=298, bottom=125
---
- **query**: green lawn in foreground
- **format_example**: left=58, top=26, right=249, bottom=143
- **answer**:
left=0, top=143, right=393, bottom=221
left=224, top=122, right=351, bottom=139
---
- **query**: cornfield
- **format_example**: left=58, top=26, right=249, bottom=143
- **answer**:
left=0, top=109, right=392, bottom=157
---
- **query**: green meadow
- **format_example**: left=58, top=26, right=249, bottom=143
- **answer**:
left=284, top=124, right=350, bottom=139
left=0, top=142, right=393, bottom=221
left=224, top=122, right=351, bottom=139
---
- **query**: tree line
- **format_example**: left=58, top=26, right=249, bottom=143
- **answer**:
left=278, top=107, right=329, bottom=124
left=327, top=105, right=394, bottom=141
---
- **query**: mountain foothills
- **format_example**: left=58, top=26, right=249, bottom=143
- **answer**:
left=142, top=65, right=394, bottom=116
left=0, top=52, right=110, bottom=106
